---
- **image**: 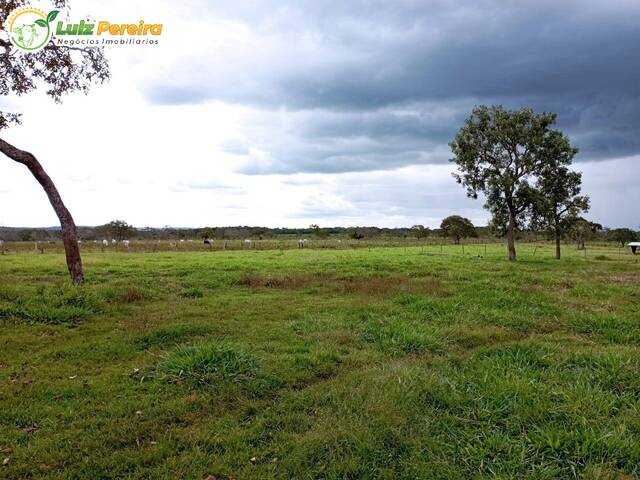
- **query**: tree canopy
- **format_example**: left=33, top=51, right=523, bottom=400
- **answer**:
left=569, top=218, right=602, bottom=250
left=450, top=105, right=585, bottom=260
left=1, top=0, right=110, bottom=130
left=440, top=215, right=476, bottom=244
left=97, top=220, right=137, bottom=242
left=411, top=225, right=431, bottom=239
left=608, top=228, right=637, bottom=247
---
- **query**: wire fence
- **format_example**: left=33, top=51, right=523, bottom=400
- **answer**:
left=0, top=238, right=638, bottom=263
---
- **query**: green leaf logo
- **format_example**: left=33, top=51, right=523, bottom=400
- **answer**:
left=47, top=10, right=59, bottom=23
left=34, top=19, right=47, bottom=28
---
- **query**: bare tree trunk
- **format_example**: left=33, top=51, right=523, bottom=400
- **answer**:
left=507, top=208, right=517, bottom=261
left=554, top=217, right=561, bottom=260
left=0, top=137, right=84, bottom=284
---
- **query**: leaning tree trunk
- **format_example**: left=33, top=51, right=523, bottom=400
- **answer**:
left=0, top=138, right=84, bottom=284
left=506, top=208, right=517, bottom=261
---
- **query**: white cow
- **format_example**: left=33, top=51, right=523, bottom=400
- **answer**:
left=244, top=239, right=252, bottom=244
left=123, top=240, right=130, bottom=248
left=111, top=239, right=117, bottom=244
left=102, top=239, right=109, bottom=247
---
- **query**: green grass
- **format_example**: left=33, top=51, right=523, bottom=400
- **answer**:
left=0, top=244, right=639, bottom=479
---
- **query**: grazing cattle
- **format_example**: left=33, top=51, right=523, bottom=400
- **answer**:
left=629, top=242, right=640, bottom=255
left=111, top=239, right=117, bottom=244
left=123, top=240, right=130, bottom=248
left=298, top=238, right=308, bottom=249
left=244, top=239, right=252, bottom=245
left=203, top=238, right=212, bottom=245
left=102, top=239, right=109, bottom=247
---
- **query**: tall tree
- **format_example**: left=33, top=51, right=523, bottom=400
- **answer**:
left=440, top=215, right=476, bottom=244
left=450, top=105, right=561, bottom=261
left=531, top=133, right=589, bottom=259
left=1, top=1, right=110, bottom=283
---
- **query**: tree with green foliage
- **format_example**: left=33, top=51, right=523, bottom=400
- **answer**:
left=411, top=225, right=431, bottom=239
left=450, top=105, right=566, bottom=261
left=569, top=218, right=602, bottom=250
left=349, top=229, right=365, bottom=240
left=608, top=228, right=637, bottom=247
left=98, top=220, right=136, bottom=242
left=530, top=137, right=589, bottom=259
left=1, top=0, right=110, bottom=283
left=310, top=224, right=329, bottom=239
left=440, top=216, right=476, bottom=244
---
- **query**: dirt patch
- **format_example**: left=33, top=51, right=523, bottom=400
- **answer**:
left=609, top=275, right=640, bottom=285
left=339, top=276, right=444, bottom=296
left=118, top=287, right=148, bottom=303
left=239, top=274, right=316, bottom=289
left=450, top=325, right=522, bottom=349
left=238, top=273, right=444, bottom=297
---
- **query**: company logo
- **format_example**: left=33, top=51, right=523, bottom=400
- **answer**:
left=4, top=4, right=163, bottom=53
left=7, top=7, right=59, bottom=52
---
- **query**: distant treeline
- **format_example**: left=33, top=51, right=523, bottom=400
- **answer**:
left=0, top=222, right=637, bottom=245
left=1, top=225, right=473, bottom=241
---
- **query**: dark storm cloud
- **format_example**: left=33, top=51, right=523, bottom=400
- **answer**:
left=146, top=0, right=640, bottom=173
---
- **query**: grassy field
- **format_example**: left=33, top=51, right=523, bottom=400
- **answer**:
left=1, top=244, right=639, bottom=479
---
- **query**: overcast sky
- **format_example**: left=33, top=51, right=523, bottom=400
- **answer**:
left=1, top=0, right=639, bottom=229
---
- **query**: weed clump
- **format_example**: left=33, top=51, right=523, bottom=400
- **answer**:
left=102, top=285, right=152, bottom=304
left=0, top=285, right=100, bottom=324
left=135, top=324, right=213, bottom=349
left=161, top=342, right=259, bottom=386
left=179, top=287, right=204, bottom=299
left=238, top=273, right=311, bottom=289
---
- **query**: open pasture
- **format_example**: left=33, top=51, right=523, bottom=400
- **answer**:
left=1, top=245, right=639, bottom=479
